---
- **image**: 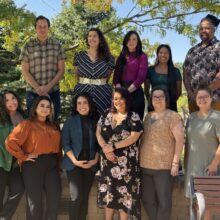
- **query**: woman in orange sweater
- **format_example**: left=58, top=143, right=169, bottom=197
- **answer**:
left=5, top=96, right=61, bottom=220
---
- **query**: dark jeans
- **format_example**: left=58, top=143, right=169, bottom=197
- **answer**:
left=121, top=81, right=145, bottom=120
left=131, top=87, right=145, bottom=120
left=26, top=90, right=60, bottom=121
left=0, top=167, right=24, bottom=220
left=141, top=168, right=173, bottom=220
left=66, top=167, right=95, bottom=220
left=22, top=154, right=61, bottom=220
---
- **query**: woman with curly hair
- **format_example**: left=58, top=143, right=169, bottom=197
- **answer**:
left=62, top=92, right=99, bottom=220
left=0, top=90, right=25, bottom=220
left=6, top=96, right=61, bottom=220
left=113, top=30, right=148, bottom=120
left=72, top=28, right=115, bottom=116
left=96, top=87, right=143, bottom=220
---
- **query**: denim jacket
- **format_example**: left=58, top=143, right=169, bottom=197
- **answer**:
left=61, top=115, right=99, bottom=171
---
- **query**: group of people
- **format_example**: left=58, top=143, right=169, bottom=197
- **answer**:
left=0, top=13, right=220, bottom=220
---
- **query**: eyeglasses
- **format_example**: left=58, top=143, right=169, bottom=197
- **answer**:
left=152, top=95, right=165, bottom=100
left=197, top=95, right=210, bottom=100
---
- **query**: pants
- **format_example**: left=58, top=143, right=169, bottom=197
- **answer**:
left=66, top=167, right=95, bottom=220
left=131, top=87, right=145, bottom=120
left=22, top=154, right=61, bottom=220
left=26, top=90, right=61, bottom=121
left=188, top=100, right=220, bottom=113
left=141, top=168, right=173, bottom=220
left=0, top=167, right=24, bottom=220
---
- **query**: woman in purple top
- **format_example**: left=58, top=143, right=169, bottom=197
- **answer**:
left=113, top=31, right=148, bottom=120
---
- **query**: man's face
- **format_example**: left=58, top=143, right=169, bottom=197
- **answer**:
left=35, top=19, right=49, bottom=41
left=199, top=20, right=215, bottom=43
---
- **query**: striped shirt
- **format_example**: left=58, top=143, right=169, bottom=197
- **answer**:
left=20, top=37, right=66, bottom=92
left=72, top=51, right=115, bottom=115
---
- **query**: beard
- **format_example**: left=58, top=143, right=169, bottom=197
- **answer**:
left=199, top=33, right=211, bottom=43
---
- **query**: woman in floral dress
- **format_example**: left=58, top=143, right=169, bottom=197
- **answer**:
left=96, top=87, right=143, bottom=220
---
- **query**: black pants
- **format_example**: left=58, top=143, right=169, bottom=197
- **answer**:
left=22, top=154, right=61, bottom=220
left=66, top=167, right=95, bottom=220
left=131, top=87, right=145, bottom=120
left=141, top=168, right=173, bottom=220
left=0, top=167, right=24, bottom=220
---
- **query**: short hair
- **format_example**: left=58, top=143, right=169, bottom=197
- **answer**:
left=201, top=14, right=220, bottom=28
left=149, top=86, right=170, bottom=110
left=35, top=15, right=50, bottom=28
left=111, top=87, right=133, bottom=113
left=195, top=85, right=213, bottom=98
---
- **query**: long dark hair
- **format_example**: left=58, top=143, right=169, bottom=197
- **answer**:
left=155, top=44, right=178, bottom=110
left=111, top=87, right=133, bottom=113
left=0, top=90, right=24, bottom=125
left=72, top=92, right=98, bottom=125
left=114, top=31, right=143, bottom=84
left=29, top=96, right=59, bottom=129
left=86, top=27, right=111, bottom=61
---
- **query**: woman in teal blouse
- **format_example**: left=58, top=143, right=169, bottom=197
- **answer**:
left=144, top=44, right=182, bottom=111
left=0, top=91, right=25, bottom=220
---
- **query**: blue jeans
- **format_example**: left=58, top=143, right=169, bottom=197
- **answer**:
left=26, top=90, right=60, bottom=121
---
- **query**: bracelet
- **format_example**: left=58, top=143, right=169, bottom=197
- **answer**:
left=112, top=143, right=116, bottom=151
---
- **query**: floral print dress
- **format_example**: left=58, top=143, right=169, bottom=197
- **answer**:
left=97, top=110, right=143, bottom=219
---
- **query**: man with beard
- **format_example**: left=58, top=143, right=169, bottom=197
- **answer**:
left=183, top=14, right=220, bottom=112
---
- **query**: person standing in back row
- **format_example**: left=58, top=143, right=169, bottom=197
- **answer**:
left=113, top=31, right=148, bottom=120
left=72, top=28, right=115, bottom=116
left=20, top=15, right=66, bottom=120
left=183, top=14, right=220, bottom=113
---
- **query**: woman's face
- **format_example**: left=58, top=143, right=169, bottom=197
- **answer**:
left=76, top=96, right=90, bottom=116
left=157, top=47, right=170, bottom=64
left=5, top=93, right=18, bottom=113
left=113, top=92, right=126, bottom=113
left=127, top=33, right=138, bottom=53
left=152, top=90, right=166, bottom=110
left=87, top=31, right=100, bottom=48
left=196, top=90, right=212, bottom=110
left=35, top=99, right=51, bottom=120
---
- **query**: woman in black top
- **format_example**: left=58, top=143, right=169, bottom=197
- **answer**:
left=62, top=93, right=99, bottom=220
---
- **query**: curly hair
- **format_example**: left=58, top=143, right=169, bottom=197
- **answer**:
left=86, top=27, right=112, bottom=61
left=111, top=87, right=133, bottom=113
left=0, top=90, right=24, bottom=125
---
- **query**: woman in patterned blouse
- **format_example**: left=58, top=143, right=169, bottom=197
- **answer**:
left=72, top=28, right=115, bottom=116
left=96, top=87, right=143, bottom=220
left=140, top=86, right=184, bottom=220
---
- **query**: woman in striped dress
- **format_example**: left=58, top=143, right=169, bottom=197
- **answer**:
left=72, top=28, right=115, bottom=116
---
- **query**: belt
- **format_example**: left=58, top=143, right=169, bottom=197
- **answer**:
left=79, top=77, right=107, bottom=85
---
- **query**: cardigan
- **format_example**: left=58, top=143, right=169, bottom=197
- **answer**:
left=61, top=114, right=99, bottom=171
left=0, top=123, right=13, bottom=171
